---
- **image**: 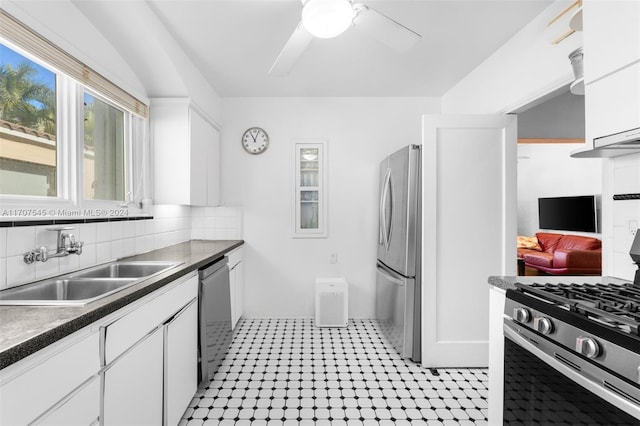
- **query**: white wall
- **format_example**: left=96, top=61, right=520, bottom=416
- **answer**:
left=221, top=97, right=439, bottom=318
left=2, top=0, right=148, bottom=104
left=442, top=1, right=582, bottom=114
left=517, top=144, right=602, bottom=236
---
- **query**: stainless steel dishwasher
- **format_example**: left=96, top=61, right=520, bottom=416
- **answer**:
left=198, top=257, right=232, bottom=387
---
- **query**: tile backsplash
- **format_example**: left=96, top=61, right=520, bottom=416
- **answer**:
left=191, top=206, right=243, bottom=241
left=0, top=205, right=243, bottom=290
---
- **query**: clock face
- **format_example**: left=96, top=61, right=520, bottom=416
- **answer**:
left=242, top=127, right=269, bottom=154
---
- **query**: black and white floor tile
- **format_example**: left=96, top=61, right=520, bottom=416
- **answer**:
left=180, top=318, right=488, bottom=425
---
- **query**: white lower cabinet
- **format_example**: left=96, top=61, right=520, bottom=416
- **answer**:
left=0, top=330, right=100, bottom=426
left=0, top=271, right=199, bottom=426
left=101, top=272, right=199, bottom=426
left=164, top=301, right=198, bottom=426
left=103, top=327, right=164, bottom=426
left=227, top=247, right=244, bottom=329
left=37, top=376, right=100, bottom=426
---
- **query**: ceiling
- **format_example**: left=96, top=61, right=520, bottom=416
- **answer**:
left=78, top=0, right=553, bottom=98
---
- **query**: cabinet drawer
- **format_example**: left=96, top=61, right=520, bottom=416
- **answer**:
left=226, top=246, right=243, bottom=269
left=0, top=331, right=99, bottom=426
left=102, top=274, right=198, bottom=364
left=36, top=375, right=100, bottom=426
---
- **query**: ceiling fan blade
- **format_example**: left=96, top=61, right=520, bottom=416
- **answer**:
left=352, top=3, right=421, bottom=51
left=269, top=22, right=313, bottom=76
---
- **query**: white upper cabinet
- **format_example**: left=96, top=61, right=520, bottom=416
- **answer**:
left=583, top=0, right=640, bottom=142
left=151, top=98, right=220, bottom=206
left=583, top=0, right=640, bottom=84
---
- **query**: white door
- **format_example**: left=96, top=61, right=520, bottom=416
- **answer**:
left=421, top=114, right=517, bottom=367
left=103, top=327, right=164, bottom=426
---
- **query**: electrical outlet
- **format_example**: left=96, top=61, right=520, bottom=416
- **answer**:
left=329, top=253, right=338, bottom=264
left=630, top=220, right=638, bottom=236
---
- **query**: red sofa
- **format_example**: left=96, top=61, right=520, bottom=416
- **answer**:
left=518, top=232, right=602, bottom=275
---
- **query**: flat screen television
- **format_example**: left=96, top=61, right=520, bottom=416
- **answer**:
left=538, top=195, right=599, bottom=233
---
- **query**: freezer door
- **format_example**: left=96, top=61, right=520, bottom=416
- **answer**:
left=375, top=262, right=415, bottom=359
left=377, top=145, right=420, bottom=277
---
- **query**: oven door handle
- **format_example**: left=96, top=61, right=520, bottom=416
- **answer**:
left=504, top=322, right=640, bottom=420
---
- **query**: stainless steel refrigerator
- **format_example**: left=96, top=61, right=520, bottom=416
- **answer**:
left=376, top=144, right=421, bottom=362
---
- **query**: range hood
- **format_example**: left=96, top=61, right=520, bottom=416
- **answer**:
left=571, top=126, right=640, bottom=158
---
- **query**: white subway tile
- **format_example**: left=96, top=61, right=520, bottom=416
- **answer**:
left=7, top=226, right=36, bottom=257
left=96, top=222, right=111, bottom=243
left=134, top=235, right=153, bottom=254
left=0, top=228, right=7, bottom=258
left=122, top=238, right=135, bottom=257
left=35, top=258, right=59, bottom=280
left=6, top=255, right=35, bottom=287
left=59, top=254, right=80, bottom=275
left=35, top=225, right=59, bottom=249
left=0, top=258, right=6, bottom=290
left=123, top=221, right=136, bottom=239
left=135, top=220, right=147, bottom=237
left=111, top=221, right=124, bottom=240
left=78, top=223, right=97, bottom=245
left=96, top=242, right=111, bottom=264
left=79, top=244, right=97, bottom=269
left=110, top=239, right=124, bottom=260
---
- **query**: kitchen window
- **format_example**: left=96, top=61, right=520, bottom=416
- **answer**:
left=0, top=45, right=57, bottom=197
left=0, top=11, right=148, bottom=215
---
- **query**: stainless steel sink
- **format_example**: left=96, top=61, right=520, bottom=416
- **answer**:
left=0, top=261, right=183, bottom=306
left=69, top=261, right=181, bottom=279
left=0, top=278, right=138, bottom=306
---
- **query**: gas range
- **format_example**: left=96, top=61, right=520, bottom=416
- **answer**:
left=504, top=279, right=640, bottom=420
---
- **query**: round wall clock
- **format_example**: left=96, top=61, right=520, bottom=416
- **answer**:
left=242, top=127, right=269, bottom=154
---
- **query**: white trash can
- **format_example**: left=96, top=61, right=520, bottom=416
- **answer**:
left=315, top=278, right=348, bottom=327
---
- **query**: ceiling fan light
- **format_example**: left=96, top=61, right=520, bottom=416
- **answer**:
left=302, top=0, right=354, bottom=39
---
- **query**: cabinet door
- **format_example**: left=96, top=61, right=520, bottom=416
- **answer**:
left=229, top=264, right=238, bottom=329
left=236, top=260, right=244, bottom=327
left=103, top=327, right=164, bottom=426
left=583, top=0, right=640, bottom=84
left=164, top=301, right=198, bottom=426
left=190, top=108, right=220, bottom=206
left=37, top=376, right=100, bottom=426
left=0, top=331, right=99, bottom=426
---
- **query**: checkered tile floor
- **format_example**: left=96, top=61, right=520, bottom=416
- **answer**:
left=180, top=318, right=488, bottom=425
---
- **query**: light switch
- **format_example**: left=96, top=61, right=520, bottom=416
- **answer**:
left=329, top=253, right=337, bottom=264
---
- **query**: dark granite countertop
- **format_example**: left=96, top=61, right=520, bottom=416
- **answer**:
left=0, top=239, right=243, bottom=370
left=488, top=275, right=632, bottom=291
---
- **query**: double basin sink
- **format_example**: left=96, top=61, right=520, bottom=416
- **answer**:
left=0, top=261, right=182, bottom=306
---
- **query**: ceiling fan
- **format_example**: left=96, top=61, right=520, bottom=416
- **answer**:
left=269, top=0, right=421, bottom=76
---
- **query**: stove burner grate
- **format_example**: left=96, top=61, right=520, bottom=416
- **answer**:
left=514, top=282, right=640, bottom=336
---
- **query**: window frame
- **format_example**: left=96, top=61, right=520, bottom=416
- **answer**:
left=0, top=39, right=145, bottom=219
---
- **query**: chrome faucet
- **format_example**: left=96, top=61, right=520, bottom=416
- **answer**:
left=23, top=227, right=84, bottom=264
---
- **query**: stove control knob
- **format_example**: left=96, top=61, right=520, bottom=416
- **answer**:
left=576, top=336, right=600, bottom=359
left=533, top=317, right=554, bottom=335
left=513, top=307, right=531, bottom=323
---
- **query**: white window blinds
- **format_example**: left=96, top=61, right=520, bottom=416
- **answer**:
left=0, top=10, right=148, bottom=118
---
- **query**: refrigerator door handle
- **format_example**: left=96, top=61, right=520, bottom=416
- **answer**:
left=379, top=168, right=391, bottom=246
left=380, top=169, right=393, bottom=250
left=377, top=262, right=405, bottom=286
